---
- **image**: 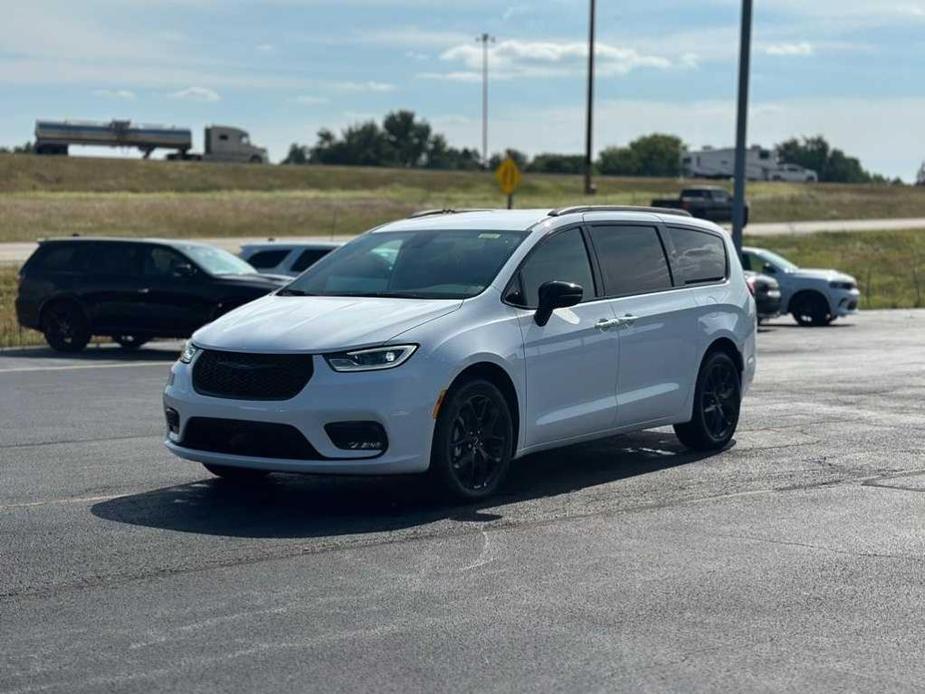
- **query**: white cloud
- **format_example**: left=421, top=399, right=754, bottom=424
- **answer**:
left=502, top=4, right=530, bottom=20
left=167, top=86, right=221, bottom=102
left=335, top=80, right=395, bottom=92
left=293, top=95, right=330, bottom=105
left=436, top=39, right=674, bottom=81
left=92, top=88, right=136, bottom=100
left=764, top=42, right=814, bottom=57
left=255, top=43, right=276, bottom=53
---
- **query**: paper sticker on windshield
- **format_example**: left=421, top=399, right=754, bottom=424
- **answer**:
left=479, top=233, right=501, bottom=239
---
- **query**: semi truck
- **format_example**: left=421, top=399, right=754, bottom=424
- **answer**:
left=33, top=120, right=268, bottom=163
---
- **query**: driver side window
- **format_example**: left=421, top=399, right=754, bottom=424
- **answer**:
left=511, top=228, right=595, bottom=308
left=143, top=247, right=192, bottom=278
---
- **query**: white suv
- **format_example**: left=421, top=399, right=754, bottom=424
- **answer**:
left=164, top=207, right=756, bottom=500
left=741, top=246, right=860, bottom=326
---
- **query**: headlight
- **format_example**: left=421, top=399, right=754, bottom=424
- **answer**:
left=324, top=345, right=417, bottom=372
left=829, top=281, right=856, bottom=290
left=179, top=341, right=200, bottom=364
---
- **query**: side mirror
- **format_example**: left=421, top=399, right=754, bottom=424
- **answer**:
left=762, top=263, right=777, bottom=274
left=173, top=262, right=196, bottom=278
left=535, top=281, right=583, bottom=326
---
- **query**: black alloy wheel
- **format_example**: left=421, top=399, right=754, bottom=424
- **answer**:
left=791, top=293, right=831, bottom=327
left=674, top=351, right=741, bottom=451
left=431, top=380, right=513, bottom=501
left=42, top=302, right=91, bottom=353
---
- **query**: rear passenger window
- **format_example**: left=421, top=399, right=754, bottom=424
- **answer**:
left=246, top=249, right=290, bottom=269
left=668, top=227, right=727, bottom=285
left=588, top=226, right=672, bottom=296
left=94, top=243, right=141, bottom=276
left=514, top=228, right=595, bottom=308
left=291, top=249, right=332, bottom=273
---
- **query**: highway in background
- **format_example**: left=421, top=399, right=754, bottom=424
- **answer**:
left=2, top=217, right=925, bottom=265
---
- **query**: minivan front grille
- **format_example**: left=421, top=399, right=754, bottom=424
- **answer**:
left=181, top=417, right=321, bottom=460
left=192, top=350, right=314, bottom=400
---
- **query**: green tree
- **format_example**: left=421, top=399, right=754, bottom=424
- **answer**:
left=776, top=135, right=877, bottom=183
left=281, top=143, right=309, bottom=165
left=528, top=153, right=586, bottom=174
left=598, top=134, right=684, bottom=177
left=488, top=148, right=529, bottom=171
left=383, top=110, right=431, bottom=167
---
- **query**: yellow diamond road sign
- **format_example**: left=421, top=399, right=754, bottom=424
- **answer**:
left=495, top=157, right=522, bottom=196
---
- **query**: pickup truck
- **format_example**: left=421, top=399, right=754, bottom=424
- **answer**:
left=651, top=187, right=748, bottom=225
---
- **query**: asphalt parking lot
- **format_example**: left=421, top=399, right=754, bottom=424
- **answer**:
left=1, top=310, right=924, bottom=693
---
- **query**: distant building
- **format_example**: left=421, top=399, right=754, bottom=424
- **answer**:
left=682, top=145, right=818, bottom=182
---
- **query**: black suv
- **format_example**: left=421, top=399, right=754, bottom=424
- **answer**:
left=16, top=238, right=285, bottom=352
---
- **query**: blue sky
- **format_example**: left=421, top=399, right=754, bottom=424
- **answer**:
left=2, top=0, right=924, bottom=178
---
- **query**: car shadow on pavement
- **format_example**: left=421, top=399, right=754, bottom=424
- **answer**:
left=91, top=430, right=725, bottom=539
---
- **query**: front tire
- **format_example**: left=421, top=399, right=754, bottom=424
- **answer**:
left=430, top=379, right=514, bottom=501
left=791, top=292, right=831, bottom=327
left=203, top=464, right=270, bottom=483
left=674, top=351, right=741, bottom=451
left=42, top=301, right=91, bottom=352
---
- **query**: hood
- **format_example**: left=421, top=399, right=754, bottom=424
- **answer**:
left=192, top=294, right=462, bottom=352
left=790, top=268, right=856, bottom=283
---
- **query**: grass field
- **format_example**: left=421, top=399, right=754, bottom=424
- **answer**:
left=2, top=154, right=925, bottom=242
left=3, top=229, right=923, bottom=348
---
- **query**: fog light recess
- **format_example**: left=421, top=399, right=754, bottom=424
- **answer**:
left=165, top=407, right=180, bottom=434
left=325, top=421, right=388, bottom=453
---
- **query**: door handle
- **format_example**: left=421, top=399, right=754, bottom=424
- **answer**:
left=595, top=318, right=621, bottom=331
left=138, top=288, right=151, bottom=294
left=619, top=313, right=638, bottom=326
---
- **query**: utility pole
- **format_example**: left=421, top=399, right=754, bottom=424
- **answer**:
left=732, top=0, right=753, bottom=252
left=584, top=0, right=596, bottom=195
left=476, top=33, right=495, bottom=169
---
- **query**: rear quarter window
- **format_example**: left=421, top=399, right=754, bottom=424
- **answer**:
left=667, top=227, right=728, bottom=285
left=25, top=244, right=85, bottom=273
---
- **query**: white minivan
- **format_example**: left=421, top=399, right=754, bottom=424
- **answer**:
left=164, top=207, right=756, bottom=499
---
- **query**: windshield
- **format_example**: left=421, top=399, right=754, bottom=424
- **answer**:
left=181, top=245, right=257, bottom=276
left=282, top=229, right=527, bottom=299
left=759, top=249, right=799, bottom=272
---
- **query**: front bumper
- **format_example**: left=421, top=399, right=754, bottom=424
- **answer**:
left=831, top=288, right=861, bottom=317
left=163, top=354, right=438, bottom=475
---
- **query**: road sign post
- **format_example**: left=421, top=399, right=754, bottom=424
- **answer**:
left=495, top=157, right=522, bottom=209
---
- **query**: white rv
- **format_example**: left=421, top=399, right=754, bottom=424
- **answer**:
left=682, top=146, right=817, bottom=182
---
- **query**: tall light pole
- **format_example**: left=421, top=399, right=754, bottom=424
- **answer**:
left=584, top=0, right=596, bottom=195
left=732, top=0, right=753, bottom=252
left=476, top=33, right=495, bottom=169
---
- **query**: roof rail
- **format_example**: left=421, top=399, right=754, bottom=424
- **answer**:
left=408, top=208, right=493, bottom=219
left=548, top=205, right=692, bottom=218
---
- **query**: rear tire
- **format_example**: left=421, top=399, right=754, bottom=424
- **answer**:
left=203, top=464, right=270, bottom=483
left=42, top=301, right=90, bottom=352
left=791, top=292, right=831, bottom=327
left=429, top=379, right=514, bottom=502
left=674, top=351, right=741, bottom=451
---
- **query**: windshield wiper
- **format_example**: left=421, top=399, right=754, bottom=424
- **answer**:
left=276, top=288, right=314, bottom=296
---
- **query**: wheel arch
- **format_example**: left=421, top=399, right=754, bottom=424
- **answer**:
left=38, top=293, right=87, bottom=326
left=704, top=336, right=744, bottom=378
left=445, top=361, right=521, bottom=457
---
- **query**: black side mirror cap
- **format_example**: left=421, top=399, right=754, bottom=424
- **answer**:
left=535, top=281, right=583, bottom=326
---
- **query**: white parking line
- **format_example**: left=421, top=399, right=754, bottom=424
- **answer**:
left=0, top=493, right=126, bottom=511
left=0, top=361, right=169, bottom=374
